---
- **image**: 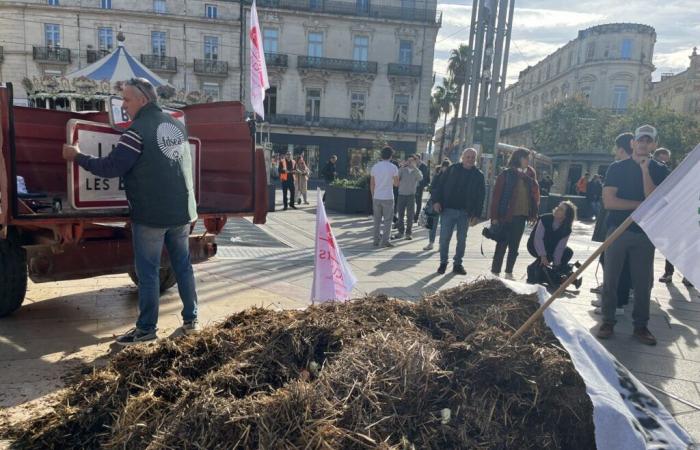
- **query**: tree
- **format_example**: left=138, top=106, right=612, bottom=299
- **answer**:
left=447, top=44, right=470, bottom=149
left=532, top=96, right=611, bottom=155
left=605, top=102, right=700, bottom=164
left=433, top=77, right=459, bottom=163
left=426, top=87, right=442, bottom=167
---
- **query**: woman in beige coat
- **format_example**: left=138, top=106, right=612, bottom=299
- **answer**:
left=294, top=155, right=311, bottom=205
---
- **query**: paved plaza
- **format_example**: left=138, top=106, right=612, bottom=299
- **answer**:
left=1, top=192, right=699, bottom=443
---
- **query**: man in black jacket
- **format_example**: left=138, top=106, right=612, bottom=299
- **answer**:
left=322, top=155, right=337, bottom=184
left=432, top=148, right=486, bottom=275
left=414, top=155, right=431, bottom=222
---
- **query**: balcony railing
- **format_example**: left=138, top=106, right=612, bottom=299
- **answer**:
left=141, top=54, right=178, bottom=72
left=254, top=0, right=440, bottom=24
left=193, top=59, right=229, bottom=76
left=267, top=114, right=433, bottom=134
left=265, top=52, right=288, bottom=68
left=33, top=46, right=71, bottom=64
left=298, top=56, right=377, bottom=74
left=388, top=63, right=422, bottom=77
left=87, top=49, right=111, bottom=63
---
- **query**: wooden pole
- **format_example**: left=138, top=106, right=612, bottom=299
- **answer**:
left=508, top=215, right=635, bottom=343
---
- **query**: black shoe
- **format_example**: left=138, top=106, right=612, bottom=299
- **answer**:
left=437, top=263, right=447, bottom=274
left=115, top=328, right=157, bottom=346
left=290, top=205, right=297, bottom=209
left=283, top=206, right=288, bottom=210
left=452, top=265, right=466, bottom=275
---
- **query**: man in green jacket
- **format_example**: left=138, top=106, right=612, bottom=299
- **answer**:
left=63, top=78, right=199, bottom=345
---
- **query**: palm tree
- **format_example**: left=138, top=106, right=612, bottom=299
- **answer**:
left=433, top=77, right=458, bottom=163
left=447, top=44, right=470, bottom=149
left=426, top=89, right=442, bottom=167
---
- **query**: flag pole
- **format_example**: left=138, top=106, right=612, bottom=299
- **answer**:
left=508, top=215, right=635, bottom=343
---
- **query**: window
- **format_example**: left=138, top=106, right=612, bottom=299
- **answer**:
left=154, top=0, right=166, bottom=14
left=263, top=29, right=279, bottom=54
left=612, top=86, right=628, bottom=111
left=305, top=89, right=321, bottom=122
left=264, top=86, right=277, bottom=117
left=347, top=147, right=378, bottom=176
left=308, top=32, right=323, bottom=57
left=202, top=83, right=220, bottom=101
left=205, top=4, right=218, bottom=19
left=353, top=36, right=368, bottom=61
left=399, top=40, right=413, bottom=64
left=350, top=92, right=365, bottom=121
left=47, top=0, right=59, bottom=5
left=204, top=36, right=219, bottom=60
left=393, top=94, right=409, bottom=124
left=45, top=24, right=61, bottom=47
left=101, top=0, right=111, bottom=8
left=356, top=0, right=369, bottom=13
left=151, top=31, right=166, bottom=56
left=586, top=43, right=595, bottom=61
left=568, top=52, right=573, bottom=67
left=621, top=39, right=632, bottom=59
left=98, top=27, right=113, bottom=51
left=310, top=0, right=322, bottom=9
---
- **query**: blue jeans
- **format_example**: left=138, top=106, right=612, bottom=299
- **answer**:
left=428, top=214, right=440, bottom=243
left=439, top=208, right=470, bottom=265
left=132, top=223, right=198, bottom=333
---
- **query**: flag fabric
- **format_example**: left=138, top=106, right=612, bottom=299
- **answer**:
left=311, top=189, right=358, bottom=303
left=631, top=143, right=700, bottom=286
left=249, top=0, right=269, bottom=119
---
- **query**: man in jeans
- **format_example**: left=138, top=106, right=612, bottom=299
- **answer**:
left=394, top=155, right=423, bottom=240
left=597, top=124, right=669, bottom=346
left=415, top=154, right=431, bottom=222
left=370, top=146, right=399, bottom=248
left=432, top=148, right=485, bottom=275
left=63, top=78, right=199, bottom=345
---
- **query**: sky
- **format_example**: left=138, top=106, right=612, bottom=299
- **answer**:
left=434, top=0, right=700, bottom=87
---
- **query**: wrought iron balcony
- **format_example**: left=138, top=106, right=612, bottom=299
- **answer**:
left=193, top=59, right=228, bottom=76
left=86, top=49, right=111, bottom=63
left=253, top=0, right=440, bottom=24
left=298, top=56, right=377, bottom=74
left=267, top=114, right=433, bottom=134
left=32, top=46, right=71, bottom=64
left=265, top=52, right=288, bottom=68
left=141, top=54, right=178, bottom=72
left=388, top=63, right=422, bottom=77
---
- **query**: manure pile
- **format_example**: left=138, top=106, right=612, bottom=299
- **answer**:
left=3, top=279, right=596, bottom=449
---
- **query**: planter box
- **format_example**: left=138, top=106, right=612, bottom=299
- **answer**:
left=324, top=185, right=372, bottom=214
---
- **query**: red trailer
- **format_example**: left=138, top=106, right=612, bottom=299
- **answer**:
left=0, top=83, right=268, bottom=317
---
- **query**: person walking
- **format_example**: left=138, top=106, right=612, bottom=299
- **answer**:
left=423, top=159, right=451, bottom=251
left=576, top=172, right=590, bottom=196
left=279, top=152, right=297, bottom=210
left=370, top=146, right=399, bottom=248
left=539, top=174, right=553, bottom=196
left=62, top=77, right=199, bottom=344
left=490, top=148, right=540, bottom=277
left=431, top=148, right=485, bottom=275
left=294, top=155, right=311, bottom=205
left=587, top=174, right=603, bottom=219
left=415, top=155, right=431, bottom=223
left=596, top=125, right=669, bottom=346
left=394, top=155, right=423, bottom=240
left=322, top=155, right=337, bottom=185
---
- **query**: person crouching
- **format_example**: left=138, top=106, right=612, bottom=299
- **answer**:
left=526, top=201, right=578, bottom=287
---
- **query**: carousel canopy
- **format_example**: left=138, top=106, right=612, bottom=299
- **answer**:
left=67, top=34, right=169, bottom=88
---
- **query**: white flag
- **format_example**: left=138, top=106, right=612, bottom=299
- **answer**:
left=631, top=144, right=700, bottom=286
left=249, top=0, right=269, bottom=119
left=311, top=189, right=358, bottom=303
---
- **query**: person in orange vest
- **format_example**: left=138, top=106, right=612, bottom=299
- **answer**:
left=576, top=172, right=590, bottom=195
left=278, top=152, right=297, bottom=210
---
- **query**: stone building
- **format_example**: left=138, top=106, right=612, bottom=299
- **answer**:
left=252, top=0, right=440, bottom=179
left=649, top=47, right=700, bottom=120
left=498, top=23, right=656, bottom=194
left=0, top=0, right=242, bottom=103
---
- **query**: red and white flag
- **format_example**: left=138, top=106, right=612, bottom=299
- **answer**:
left=249, top=0, right=269, bottom=119
left=311, top=189, right=358, bottom=303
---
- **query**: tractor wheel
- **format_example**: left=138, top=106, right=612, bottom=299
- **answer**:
left=0, top=238, right=28, bottom=317
left=128, top=266, right=178, bottom=293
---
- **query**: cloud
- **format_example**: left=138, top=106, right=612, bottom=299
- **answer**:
left=654, top=47, right=694, bottom=76
left=513, top=8, right=604, bottom=30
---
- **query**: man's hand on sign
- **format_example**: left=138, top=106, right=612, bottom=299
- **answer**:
left=62, top=143, right=80, bottom=162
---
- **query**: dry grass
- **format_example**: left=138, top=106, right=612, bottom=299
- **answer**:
left=1, top=279, right=596, bottom=449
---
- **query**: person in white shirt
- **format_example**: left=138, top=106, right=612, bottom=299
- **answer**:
left=370, top=146, right=400, bottom=247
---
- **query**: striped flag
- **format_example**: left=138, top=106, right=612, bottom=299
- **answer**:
left=249, top=0, right=269, bottom=119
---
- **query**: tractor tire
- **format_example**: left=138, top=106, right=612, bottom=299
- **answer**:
left=128, top=266, right=178, bottom=293
left=0, top=238, right=28, bottom=317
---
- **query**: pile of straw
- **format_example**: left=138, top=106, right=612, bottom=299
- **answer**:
left=3, top=279, right=595, bottom=449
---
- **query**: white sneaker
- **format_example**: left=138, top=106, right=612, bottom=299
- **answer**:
left=594, top=307, right=624, bottom=316
left=423, top=242, right=434, bottom=251
left=182, top=320, right=201, bottom=335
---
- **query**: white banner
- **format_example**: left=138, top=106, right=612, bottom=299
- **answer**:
left=632, top=144, right=700, bottom=287
left=249, top=0, right=269, bottom=120
left=503, top=280, right=695, bottom=450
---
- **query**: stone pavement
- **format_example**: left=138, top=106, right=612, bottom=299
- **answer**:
left=1, top=192, right=699, bottom=443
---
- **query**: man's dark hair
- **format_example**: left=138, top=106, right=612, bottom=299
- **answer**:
left=381, top=146, right=394, bottom=160
left=440, top=159, right=451, bottom=168
left=615, top=132, right=634, bottom=156
left=508, top=148, right=530, bottom=169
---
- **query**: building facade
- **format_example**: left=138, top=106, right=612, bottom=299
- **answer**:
left=650, top=47, right=700, bottom=120
left=251, top=0, right=440, bottom=179
left=0, top=0, right=242, bottom=104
